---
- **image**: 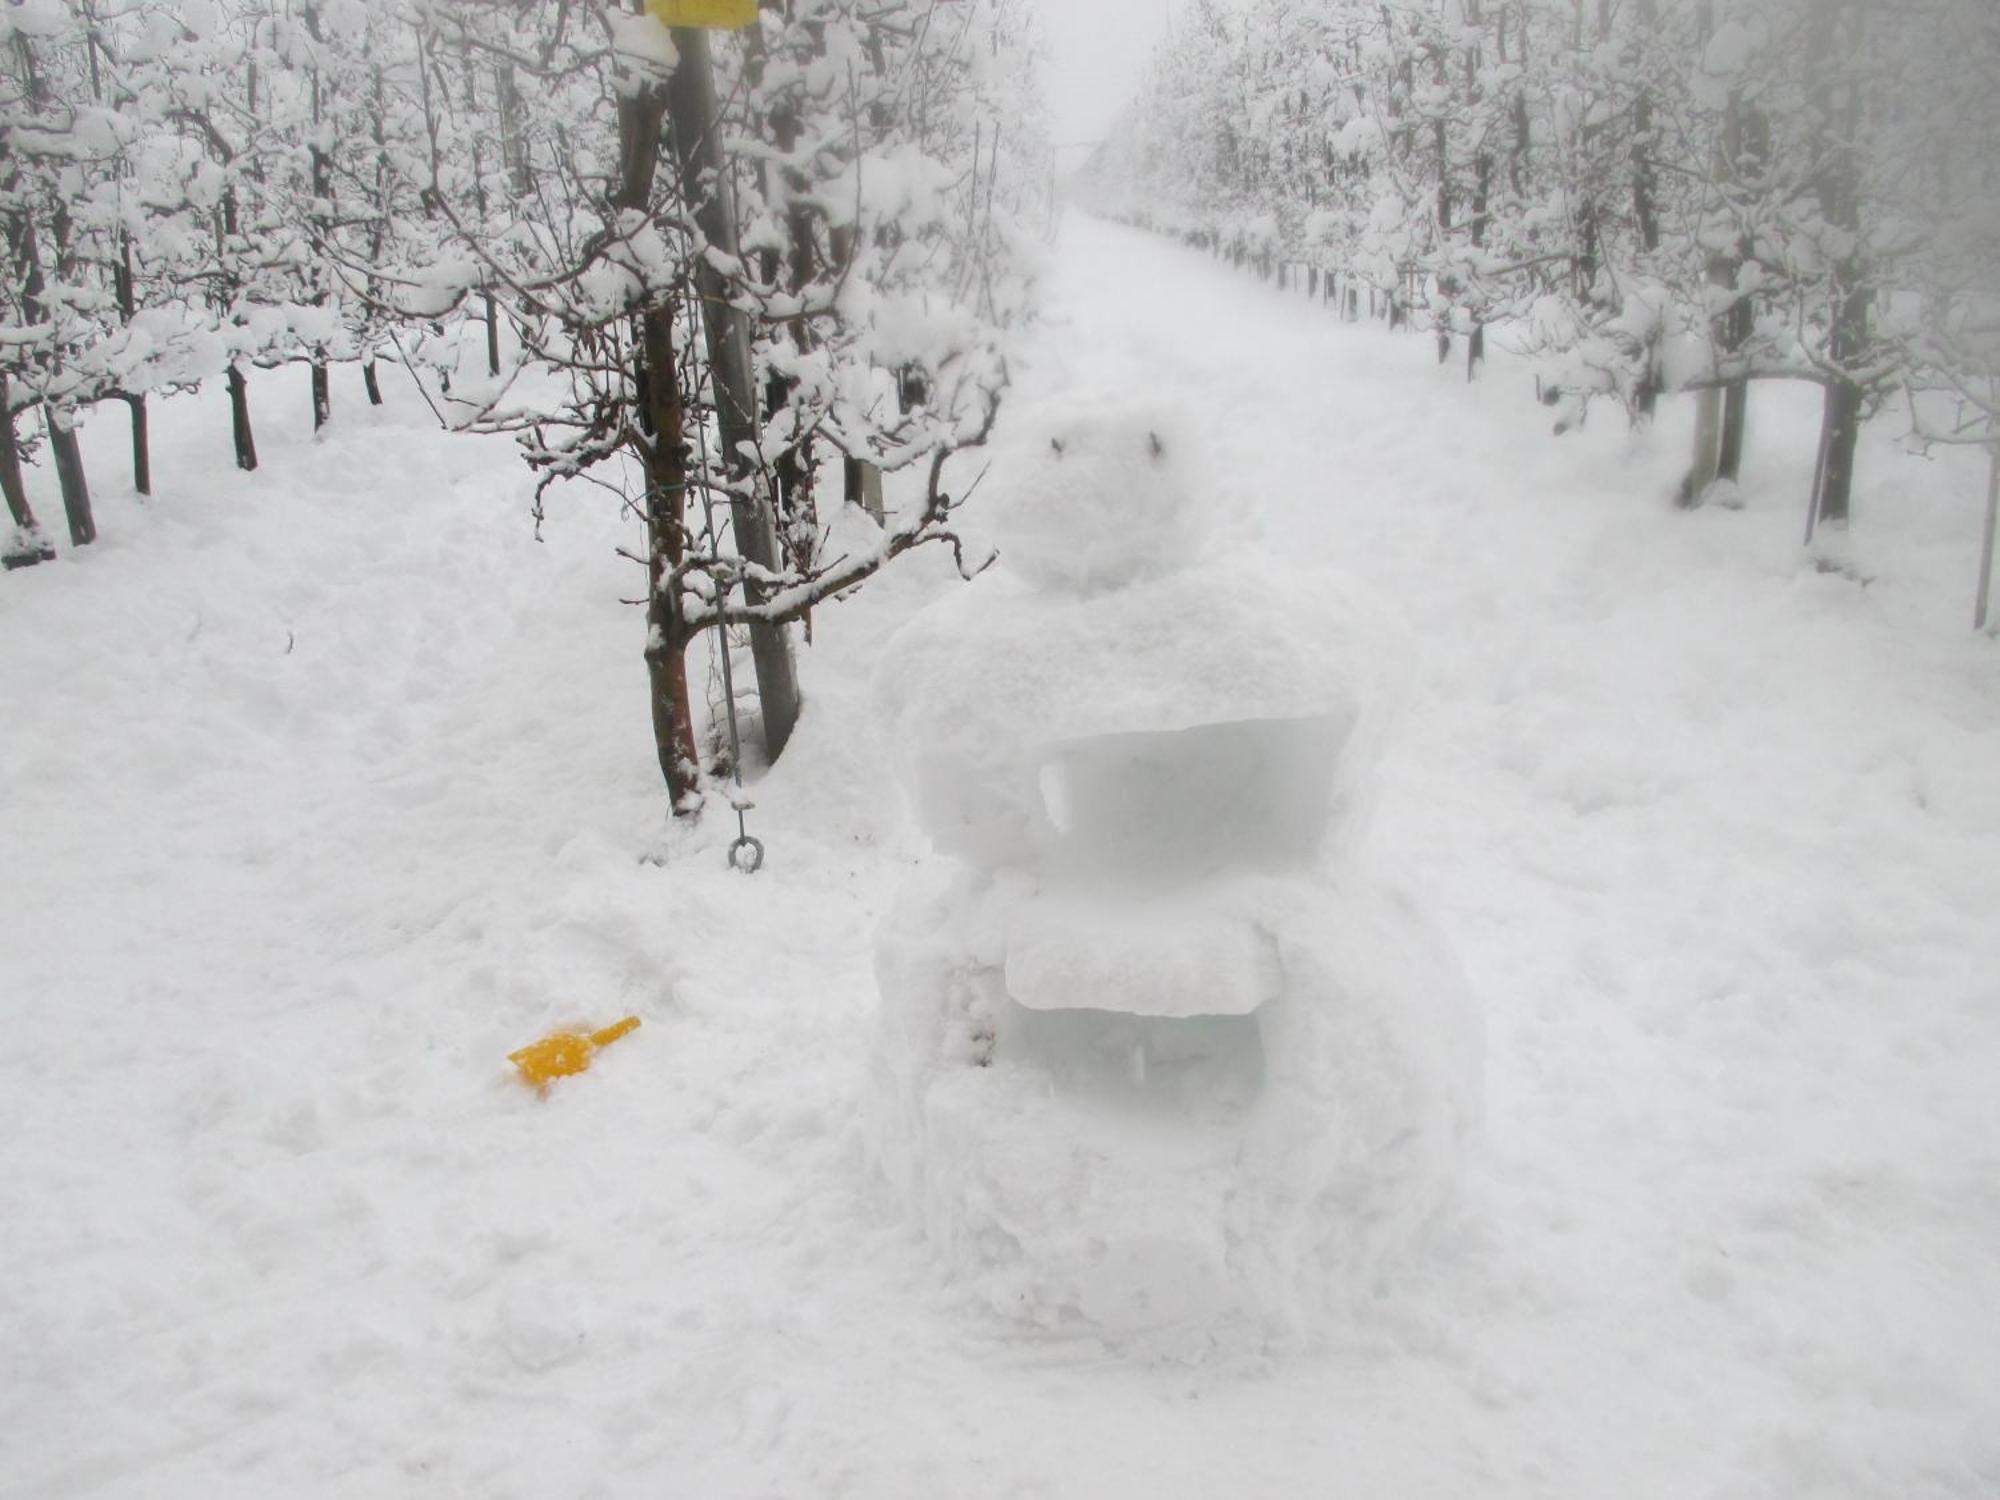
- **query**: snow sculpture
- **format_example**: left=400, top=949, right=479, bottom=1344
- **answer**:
left=871, top=400, right=1481, bottom=1342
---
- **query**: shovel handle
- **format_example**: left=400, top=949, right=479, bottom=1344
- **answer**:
left=589, top=1016, right=642, bottom=1049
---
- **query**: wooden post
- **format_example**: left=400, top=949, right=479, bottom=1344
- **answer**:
left=666, top=25, right=801, bottom=761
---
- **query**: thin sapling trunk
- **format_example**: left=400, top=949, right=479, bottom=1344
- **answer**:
left=228, top=365, right=258, bottom=472
left=0, top=374, right=53, bottom=566
left=126, top=394, right=150, bottom=496
left=45, top=407, right=94, bottom=548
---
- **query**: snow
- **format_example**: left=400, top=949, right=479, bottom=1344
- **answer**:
left=869, top=399, right=1477, bottom=1339
left=876, top=401, right=1408, bottom=867
left=608, top=11, right=678, bottom=81
left=4, top=215, right=2000, bottom=1497
left=872, top=858, right=1481, bottom=1343
left=1000, top=891, right=1277, bottom=1017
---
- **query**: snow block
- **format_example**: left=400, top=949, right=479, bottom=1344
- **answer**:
left=875, top=560, right=1404, bottom=868
left=870, top=870, right=1479, bottom=1341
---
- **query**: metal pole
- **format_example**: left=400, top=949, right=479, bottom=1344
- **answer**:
left=666, top=26, right=802, bottom=760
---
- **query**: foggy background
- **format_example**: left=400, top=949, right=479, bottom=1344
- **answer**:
left=1034, top=0, right=1174, bottom=169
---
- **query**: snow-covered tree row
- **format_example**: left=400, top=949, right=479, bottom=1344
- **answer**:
left=2, top=0, right=1051, bottom=804
left=1085, top=0, right=2000, bottom=587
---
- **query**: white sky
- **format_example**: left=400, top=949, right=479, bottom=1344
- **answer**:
left=1032, top=0, right=1178, bottom=159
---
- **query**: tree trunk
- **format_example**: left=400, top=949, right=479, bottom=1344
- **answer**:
left=1635, top=357, right=1659, bottom=423
left=1, top=375, right=53, bottom=566
left=639, top=306, right=702, bottom=810
left=1714, top=296, right=1752, bottom=483
left=228, top=366, right=258, bottom=472
left=1717, top=376, right=1748, bottom=483
left=1808, top=275, right=1868, bottom=538
left=484, top=292, right=501, bottom=377
left=845, top=455, right=885, bottom=523
left=1684, top=91, right=1748, bottom=508
left=127, top=393, right=151, bottom=495
left=46, top=408, right=95, bottom=548
left=1805, top=4, right=1867, bottom=541
left=1808, top=375, right=1863, bottom=537
left=1806, top=282, right=1867, bottom=538
left=363, top=361, right=383, bottom=406
left=608, top=66, right=702, bottom=810
left=1682, top=388, right=1723, bottom=507
left=1468, top=323, right=1485, bottom=381
left=311, top=360, right=331, bottom=432
left=111, top=223, right=151, bottom=496
left=1632, top=92, right=1659, bottom=255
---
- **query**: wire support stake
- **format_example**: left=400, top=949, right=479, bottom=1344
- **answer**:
left=686, top=282, right=764, bottom=875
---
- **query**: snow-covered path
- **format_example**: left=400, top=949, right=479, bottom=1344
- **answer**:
left=4, top=216, right=1998, bottom=1499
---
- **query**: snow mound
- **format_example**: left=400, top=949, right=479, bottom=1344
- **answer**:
left=876, top=559, right=1408, bottom=869
left=867, top=396, right=1481, bottom=1347
left=985, top=397, right=1212, bottom=592
left=871, top=869, right=1481, bottom=1344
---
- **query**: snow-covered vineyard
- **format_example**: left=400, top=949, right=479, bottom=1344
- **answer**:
left=3, top=2, right=1998, bottom=1498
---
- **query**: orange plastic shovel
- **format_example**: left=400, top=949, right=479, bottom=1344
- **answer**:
left=509, top=1016, right=641, bottom=1093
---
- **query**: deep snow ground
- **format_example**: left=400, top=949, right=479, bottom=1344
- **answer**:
left=3, top=215, right=1998, bottom=1499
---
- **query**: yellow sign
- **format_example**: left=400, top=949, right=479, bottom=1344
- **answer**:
left=646, top=0, right=757, bottom=28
